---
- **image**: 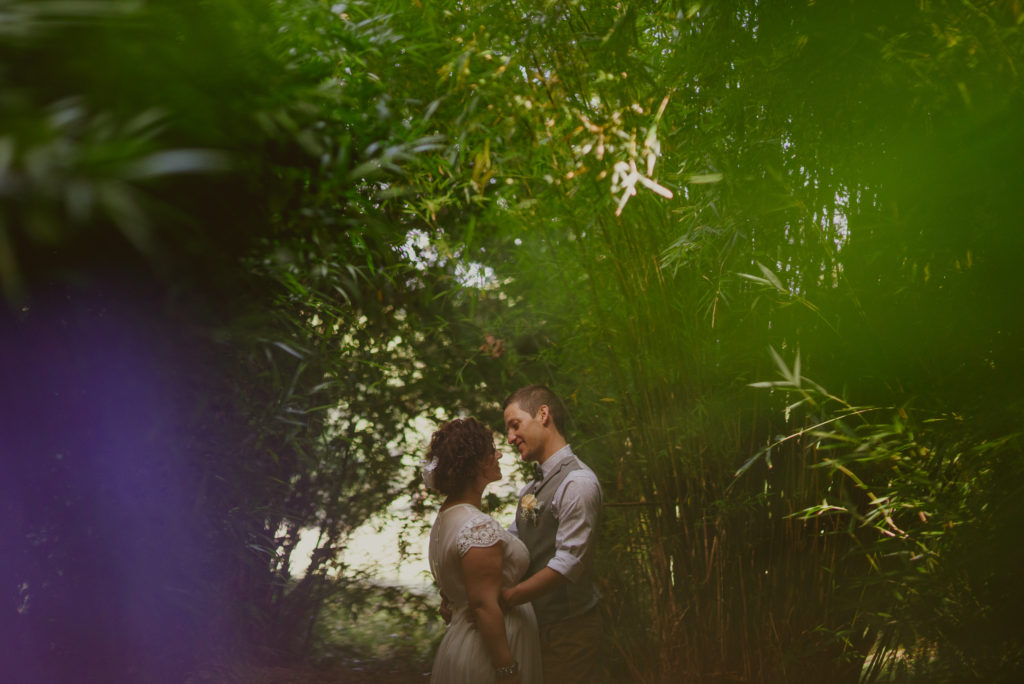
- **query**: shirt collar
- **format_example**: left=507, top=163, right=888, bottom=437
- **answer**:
left=539, top=444, right=573, bottom=478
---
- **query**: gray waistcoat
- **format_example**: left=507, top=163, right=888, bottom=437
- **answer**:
left=515, top=454, right=600, bottom=625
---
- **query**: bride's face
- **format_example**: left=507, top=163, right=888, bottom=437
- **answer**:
left=480, top=446, right=502, bottom=484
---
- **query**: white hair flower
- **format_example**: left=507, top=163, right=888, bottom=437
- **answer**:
left=421, top=459, right=439, bottom=490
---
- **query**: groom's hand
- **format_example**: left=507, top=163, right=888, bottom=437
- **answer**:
left=502, top=568, right=567, bottom=609
left=465, top=589, right=514, bottom=629
left=499, top=585, right=520, bottom=611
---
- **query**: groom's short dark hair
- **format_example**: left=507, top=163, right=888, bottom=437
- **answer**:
left=504, top=384, right=567, bottom=436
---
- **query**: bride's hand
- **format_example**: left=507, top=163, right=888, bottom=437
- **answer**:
left=495, top=670, right=521, bottom=684
left=439, top=593, right=453, bottom=624
left=494, top=660, right=520, bottom=682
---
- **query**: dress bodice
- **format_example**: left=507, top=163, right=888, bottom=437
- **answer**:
left=427, top=503, right=543, bottom=683
left=428, top=504, right=529, bottom=614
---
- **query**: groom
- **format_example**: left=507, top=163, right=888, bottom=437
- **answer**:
left=501, top=385, right=604, bottom=683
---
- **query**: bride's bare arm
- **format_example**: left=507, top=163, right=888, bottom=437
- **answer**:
left=462, top=543, right=520, bottom=681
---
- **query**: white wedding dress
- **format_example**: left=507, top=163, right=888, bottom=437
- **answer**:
left=428, top=503, right=543, bottom=683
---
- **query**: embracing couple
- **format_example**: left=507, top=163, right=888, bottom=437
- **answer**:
left=423, top=385, right=603, bottom=683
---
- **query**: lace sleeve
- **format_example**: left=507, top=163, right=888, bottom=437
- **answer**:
left=455, top=513, right=505, bottom=557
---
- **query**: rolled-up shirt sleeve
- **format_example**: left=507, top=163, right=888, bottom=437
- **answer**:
left=547, top=472, right=602, bottom=582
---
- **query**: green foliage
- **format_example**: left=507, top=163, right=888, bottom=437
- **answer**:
left=389, top=0, right=1024, bottom=680
left=7, top=0, right=1024, bottom=680
left=2, top=0, right=501, bottom=677
left=312, top=582, right=443, bottom=666
left=749, top=361, right=1024, bottom=682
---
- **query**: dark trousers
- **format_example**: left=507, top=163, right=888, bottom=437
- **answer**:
left=539, top=606, right=605, bottom=684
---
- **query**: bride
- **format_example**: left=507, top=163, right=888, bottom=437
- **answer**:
left=423, top=417, right=543, bottom=684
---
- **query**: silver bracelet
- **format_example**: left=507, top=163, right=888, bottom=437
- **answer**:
left=494, top=660, right=519, bottom=677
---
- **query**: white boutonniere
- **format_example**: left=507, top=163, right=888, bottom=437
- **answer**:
left=520, top=493, right=542, bottom=526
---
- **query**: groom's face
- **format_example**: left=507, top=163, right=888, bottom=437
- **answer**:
left=504, top=402, right=546, bottom=463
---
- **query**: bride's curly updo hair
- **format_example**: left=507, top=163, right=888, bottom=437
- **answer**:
left=426, top=417, right=494, bottom=496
